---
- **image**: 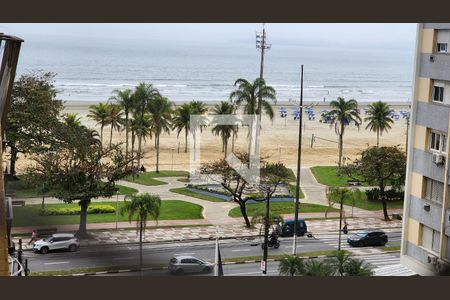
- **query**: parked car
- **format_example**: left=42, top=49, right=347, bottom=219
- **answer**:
left=347, top=230, right=388, bottom=247
left=276, top=219, right=308, bottom=237
left=33, top=233, right=79, bottom=254
left=168, top=256, right=214, bottom=275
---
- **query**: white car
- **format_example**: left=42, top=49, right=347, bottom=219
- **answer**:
left=33, top=233, right=79, bottom=254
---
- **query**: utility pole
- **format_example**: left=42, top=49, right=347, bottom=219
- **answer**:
left=292, top=65, right=304, bottom=255
left=262, top=192, right=270, bottom=276
left=254, top=24, right=271, bottom=159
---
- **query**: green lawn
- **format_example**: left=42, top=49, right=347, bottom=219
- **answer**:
left=115, top=185, right=138, bottom=196
left=310, top=166, right=365, bottom=187
left=343, top=198, right=403, bottom=211
left=228, top=202, right=337, bottom=218
left=124, top=170, right=189, bottom=186
left=169, top=187, right=224, bottom=202
left=12, top=200, right=203, bottom=227
left=287, top=183, right=305, bottom=199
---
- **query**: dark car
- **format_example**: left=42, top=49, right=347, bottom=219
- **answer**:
left=276, top=219, right=308, bottom=237
left=347, top=230, right=388, bottom=247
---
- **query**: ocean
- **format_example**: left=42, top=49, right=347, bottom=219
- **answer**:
left=14, top=34, right=415, bottom=103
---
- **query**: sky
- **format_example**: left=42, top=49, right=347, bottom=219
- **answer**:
left=0, top=23, right=417, bottom=51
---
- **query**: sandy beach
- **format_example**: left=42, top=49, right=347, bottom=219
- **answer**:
left=14, top=100, right=410, bottom=173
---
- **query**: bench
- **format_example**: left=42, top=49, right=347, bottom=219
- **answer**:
left=12, top=200, right=25, bottom=207
left=37, top=228, right=58, bottom=237
left=347, top=181, right=362, bottom=186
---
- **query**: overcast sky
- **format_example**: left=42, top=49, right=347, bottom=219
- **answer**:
left=1, top=23, right=417, bottom=51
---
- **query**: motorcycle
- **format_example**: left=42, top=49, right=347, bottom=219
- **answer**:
left=261, top=236, right=280, bottom=249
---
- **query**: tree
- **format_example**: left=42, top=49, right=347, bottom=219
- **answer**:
left=278, top=255, right=304, bottom=276
left=350, top=188, right=366, bottom=218
left=342, top=258, right=374, bottom=276
left=121, top=193, right=161, bottom=267
left=365, top=101, right=394, bottom=147
left=325, top=97, right=361, bottom=168
left=133, top=82, right=160, bottom=167
left=301, top=259, right=336, bottom=276
left=6, top=71, right=64, bottom=175
left=329, top=250, right=350, bottom=276
left=230, top=78, right=276, bottom=155
left=87, top=102, right=109, bottom=146
left=148, top=95, right=173, bottom=173
left=211, top=101, right=238, bottom=158
left=172, top=103, right=193, bottom=153
left=344, top=146, right=406, bottom=220
left=110, top=89, right=134, bottom=159
left=326, top=187, right=352, bottom=250
left=106, top=103, right=123, bottom=147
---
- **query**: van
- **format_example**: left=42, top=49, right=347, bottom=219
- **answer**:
left=276, top=219, right=307, bottom=237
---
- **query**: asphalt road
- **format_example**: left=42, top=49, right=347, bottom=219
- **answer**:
left=24, top=230, right=402, bottom=274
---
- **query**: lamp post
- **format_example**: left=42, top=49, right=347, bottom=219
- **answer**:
left=292, top=65, right=304, bottom=255
left=171, top=148, right=174, bottom=170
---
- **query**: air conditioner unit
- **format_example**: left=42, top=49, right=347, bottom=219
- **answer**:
left=432, top=153, right=445, bottom=165
left=430, top=54, right=435, bottom=62
left=428, top=254, right=438, bottom=265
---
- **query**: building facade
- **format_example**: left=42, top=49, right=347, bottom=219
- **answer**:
left=401, top=23, right=450, bottom=275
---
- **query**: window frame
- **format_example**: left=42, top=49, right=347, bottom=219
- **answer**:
left=432, top=85, right=444, bottom=103
left=429, top=130, right=447, bottom=153
left=437, top=43, right=448, bottom=53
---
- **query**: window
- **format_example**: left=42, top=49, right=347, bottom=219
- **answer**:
left=437, top=43, right=448, bottom=53
left=433, top=86, right=444, bottom=102
left=421, top=225, right=440, bottom=253
left=429, top=130, right=447, bottom=152
left=424, top=177, right=444, bottom=203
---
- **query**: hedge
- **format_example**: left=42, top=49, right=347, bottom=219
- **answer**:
left=39, top=205, right=116, bottom=216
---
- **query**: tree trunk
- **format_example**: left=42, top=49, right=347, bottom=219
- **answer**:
left=231, top=131, right=236, bottom=153
left=377, top=129, right=380, bottom=147
left=184, top=128, right=188, bottom=153
left=100, top=124, right=104, bottom=147
left=10, top=147, right=18, bottom=176
left=224, top=137, right=228, bottom=158
left=125, top=112, right=129, bottom=161
left=137, top=133, right=142, bottom=168
left=41, top=194, right=45, bottom=209
left=77, top=200, right=90, bottom=238
left=380, top=185, right=390, bottom=220
left=131, top=127, right=135, bottom=168
left=156, top=133, right=160, bottom=173
left=338, top=131, right=344, bottom=168
left=139, top=218, right=143, bottom=267
left=239, top=202, right=251, bottom=228
left=109, top=123, right=113, bottom=147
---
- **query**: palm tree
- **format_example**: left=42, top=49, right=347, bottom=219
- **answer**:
left=172, top=103, right=192, bottom=153
left=365, top=101, right=394, bottom=147
left=301, top=259, right=336, bottom=276
left=110, top=89, right=134, bottom=159
left=106, top=103, right=123, bottom=147
left=278, top=255, right=304, bottom=276
left=131, top=113, right=153, bottom=168
left=325, top=97, right=362, bottom=168
left=329, top=250, right=351, bottom=276
left=63, top=113, right=82, bottom=128
left=229, top=78, right=276, bottom=155
left=211, top=101, right=238, bottom=158
left=133, top=83, right=160, bottom=167
left=343, top=258, right=374, bottom=276
left=148, top=95, right=173, bottom=173
left=87, top=102, right=109, bottom=146
left=121, top=193, right=161, bottom=267
left=190, top=100, right=208, bottom=115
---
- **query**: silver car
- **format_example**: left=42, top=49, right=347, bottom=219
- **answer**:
left=168, top=256, right=214, bottom=275
left=33, top=233, right=80, bottom=254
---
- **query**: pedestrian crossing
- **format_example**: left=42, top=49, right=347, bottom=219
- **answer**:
left=353, top=253, right=400, bottom=268
left=315, top=233, right=388, bottom=255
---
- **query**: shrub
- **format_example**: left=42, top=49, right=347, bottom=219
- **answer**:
left=365, top=188, right=404, bottom=202
left=39, top=205, right=116, bottom=216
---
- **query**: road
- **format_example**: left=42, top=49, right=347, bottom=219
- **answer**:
left=24, top=230, right=402, bottom=274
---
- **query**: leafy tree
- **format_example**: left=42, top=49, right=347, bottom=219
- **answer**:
left=110, top=89, right=134, bottom=159
left=326, top=187, right=352, bottom=250
left=87, top=102, right=110, bottom=146
left=278, top=255, right=304, bottom=276
left=121, top=193, right=161, bottom=267
left=365, top=101, right=394, bottom=147
left=211, top=101, right=238, bottom=158
left=172, top=103, right=193, bottom=153
left=344, top=146, right=406, bottom=220
left=324, top=97, right=361, bottom=168
left=148, top=95, right=173, bottom=173
left=6, top=71, right=64, bottom=175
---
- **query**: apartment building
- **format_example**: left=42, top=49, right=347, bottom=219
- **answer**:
left=401, top=23, right=450, bottom=275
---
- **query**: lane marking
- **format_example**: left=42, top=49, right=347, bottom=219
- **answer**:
left=174, top=252, right=196, bottom=256
left=113, top=257, right=135, bottom=260
left=231, top=249, right=251, bottom=252
left=43, top=261, right=70, bottom=265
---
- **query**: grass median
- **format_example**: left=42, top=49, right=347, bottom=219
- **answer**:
left=170, top=187, right=224, bottom=202
left=228, top=202, right=338, bottom=217
left=12, top=200, right=203, bottom=227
